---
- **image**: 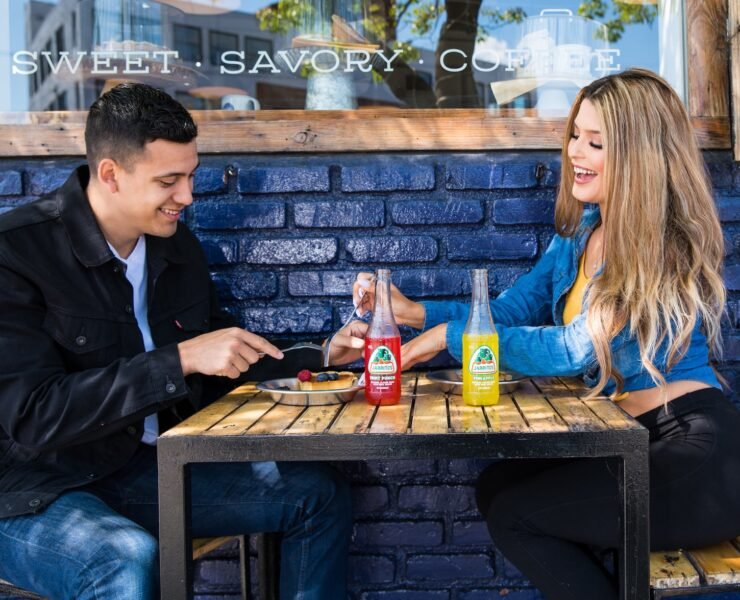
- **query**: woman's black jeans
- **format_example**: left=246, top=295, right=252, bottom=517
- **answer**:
left=475, top=387, right=740, bottom=600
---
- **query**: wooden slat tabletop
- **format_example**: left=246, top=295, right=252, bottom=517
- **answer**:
left=163, top=374, right=642, bottom=439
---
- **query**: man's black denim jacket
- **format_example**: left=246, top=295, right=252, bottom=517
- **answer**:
left=0, top=167, right=315, bottom=518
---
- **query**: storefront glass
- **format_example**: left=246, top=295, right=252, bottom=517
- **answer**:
left=0, top=0, right=685, bottom=118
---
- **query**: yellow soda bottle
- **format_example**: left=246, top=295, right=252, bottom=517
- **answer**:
left=462, top=269, right=499, bottom=406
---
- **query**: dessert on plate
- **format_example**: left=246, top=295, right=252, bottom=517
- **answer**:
left=297, top=369, right=355, bottom=391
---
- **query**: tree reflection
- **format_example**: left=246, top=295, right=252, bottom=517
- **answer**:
left=257, top=0, right=657, bottom=109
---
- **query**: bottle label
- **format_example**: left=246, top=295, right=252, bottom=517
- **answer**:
left=468, top=345, right=497, bottom=375
left=368, top=345, right=398, bottom=375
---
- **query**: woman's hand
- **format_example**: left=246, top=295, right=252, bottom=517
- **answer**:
left=326, top=320, right=368, bottom=366
left=401, top=323, right=448, bottom=370
left=352, top=272, right=426, bottom=329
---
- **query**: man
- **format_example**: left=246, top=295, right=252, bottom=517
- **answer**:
left=0, top=83, right=351, bottom=599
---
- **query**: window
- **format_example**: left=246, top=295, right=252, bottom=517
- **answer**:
left=210, top=31, right=238, bottom=67
left=244, top=36, right=273, bottom=62
left=55, top=26, right=65, bottom=56
left=173, top=24, right=202, bottom=64
left=0, top=0, right=731, bottom=156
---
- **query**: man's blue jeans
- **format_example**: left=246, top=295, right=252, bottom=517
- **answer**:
left=0, top=445, right=351, bottom=599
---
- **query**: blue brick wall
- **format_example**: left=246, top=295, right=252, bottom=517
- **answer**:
left=0, top=151, right=738, bottom=599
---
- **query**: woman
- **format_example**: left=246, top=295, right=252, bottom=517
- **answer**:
left=336, top=69, right=740, bottom=599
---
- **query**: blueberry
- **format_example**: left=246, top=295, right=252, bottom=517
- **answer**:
left=316, top=373, right=330, bottom=382
left=328, top=373, right=340, bottom=381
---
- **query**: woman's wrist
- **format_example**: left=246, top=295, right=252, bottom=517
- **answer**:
left=402, top=301, right=425, bottom=329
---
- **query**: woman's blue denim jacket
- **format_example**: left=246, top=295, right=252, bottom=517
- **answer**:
left=421, top=207, right=720, bottom=394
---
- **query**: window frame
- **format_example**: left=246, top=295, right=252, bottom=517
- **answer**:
left=0, top=0, right=732, bottom=157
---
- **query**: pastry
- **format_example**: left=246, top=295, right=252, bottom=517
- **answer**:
left=297, top=369, right=355, bottom=391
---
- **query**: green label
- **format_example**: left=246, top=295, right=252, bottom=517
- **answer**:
left=468, top=345, right=497, bottom=374
left=368, top=346, right=397, bottom=375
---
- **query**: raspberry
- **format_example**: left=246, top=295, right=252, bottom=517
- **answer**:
left=297, top=369, right=312, bottom=382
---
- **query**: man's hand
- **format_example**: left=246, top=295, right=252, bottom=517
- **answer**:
left=326, top=320, right=368, bottom=366
left=401, top=323, right=448, bottom=370
left=177, top=328, right=284, bottom=378
left=351, top=272, right=426, bottom=328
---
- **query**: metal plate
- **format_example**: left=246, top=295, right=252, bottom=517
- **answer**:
left=257, top=376, right=362, bottom=406
left=426, top=369, right=522, bottom=396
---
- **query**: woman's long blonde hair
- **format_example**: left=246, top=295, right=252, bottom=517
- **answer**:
left=555, top=68, right=726, bottom=397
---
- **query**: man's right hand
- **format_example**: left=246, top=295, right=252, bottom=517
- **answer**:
left=177, top=328, right=284, bottom=378
left=351, top=272, right=426, bottom=329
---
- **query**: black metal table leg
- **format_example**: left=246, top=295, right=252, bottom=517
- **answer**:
left=619, top=440, right=651, bottom=600
left=158, top=439, right=193, bottom=600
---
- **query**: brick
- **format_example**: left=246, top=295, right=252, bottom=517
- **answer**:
left=501, top=162, right=539, bottom=189
left=194, top=167, right=227, bottom=194
left=492, top=198, right=554, bottom=225
left=726, top=264, right=740, bottom=292
left=717, top=196, right=740, bottom=222
left=288, top=271, right=356, bottom=296
left=728, top=300, right=740, bottom=328
left=725, top=333, right=740, bottom=362
left=198, top=237, right=239, bottom=265
left=446, top=162, right=503, bottom=190
left=0, top=170, right=22, bottom=196
left=193, top=558, right=240, bottom=592
left=212, top=270, right=277, bottom=300
left=708, top=161, right=732, bottom=188
left=445, top=459, right=490, bottom=479
left=391, top=200, right=483, bottom=225
left=346, top=237, right=437, bottom=263
left=241, top=238, right=337, bottom=265
left=543, top=160, right=561, bottom=187
left=239, top=306, right=333, bottom=334
left=392, top=269, right=469, bottom=297
left=452, top=520, right=491, bottom=545
left=191, top=200, right=285, bottom=230
left=398, top=485, right=477, bottom=512
left=448, top=234, right=538, bottom=261
left=341, top=163, right=434, bottom=192
left=361, top=591, right=449, bottom=600
left=460, top=590, right=542, bottom=600
left=238, top=166, right=329, bottom=193
left=406, top=553, right=494, bottom=580
left=352, top=485, right=390, bottom=514
left=354, top=520, right=443, bottom=547
left=27, top=167, right=74, bottom=195
left=349, top=555, right=396, bottom=583
left=295, top=201, right=384, bottom=228
left=491, top=266, right=532, bottom=295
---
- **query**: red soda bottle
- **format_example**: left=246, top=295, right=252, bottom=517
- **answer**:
left=364, top=269, right=402, bottom=405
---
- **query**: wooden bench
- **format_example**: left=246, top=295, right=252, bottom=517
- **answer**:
left=0, top=533, right=280, bottom=600
left=650, top=538, right=740, bottom=598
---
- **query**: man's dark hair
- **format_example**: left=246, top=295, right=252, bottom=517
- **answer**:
left=85, top=83, right=198, bottom=173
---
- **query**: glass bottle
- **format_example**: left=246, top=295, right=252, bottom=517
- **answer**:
left=462, top=269, right=499, bottom=406
left=364, top=269, right=401, bottom=405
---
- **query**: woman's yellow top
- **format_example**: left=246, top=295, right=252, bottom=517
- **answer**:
left=563, top=251, right=628, bottom=401
left=563, top=252, right=589, bottom=326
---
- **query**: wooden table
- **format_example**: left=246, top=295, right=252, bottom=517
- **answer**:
left=158, top=374, right=650, bottom=599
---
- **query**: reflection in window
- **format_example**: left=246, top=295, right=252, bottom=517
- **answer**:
left=2, top=0, right=684, bottom=116
left=244, top=36, right=273, bottom=61
left=210, top=31, right=238, bottom=67
left=93, top=0, right=163, bottom=49
left=173, top=24, right=203, bottom=64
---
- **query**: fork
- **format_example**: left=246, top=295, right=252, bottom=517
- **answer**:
left=258, top=341, right=324, bottom=358
left=323, top=307, right=360, bottom=367
left=324, top=275, right=376, bottom=367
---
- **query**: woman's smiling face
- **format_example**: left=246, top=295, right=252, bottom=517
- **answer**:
left=567, top=98, right=605, bottom=205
